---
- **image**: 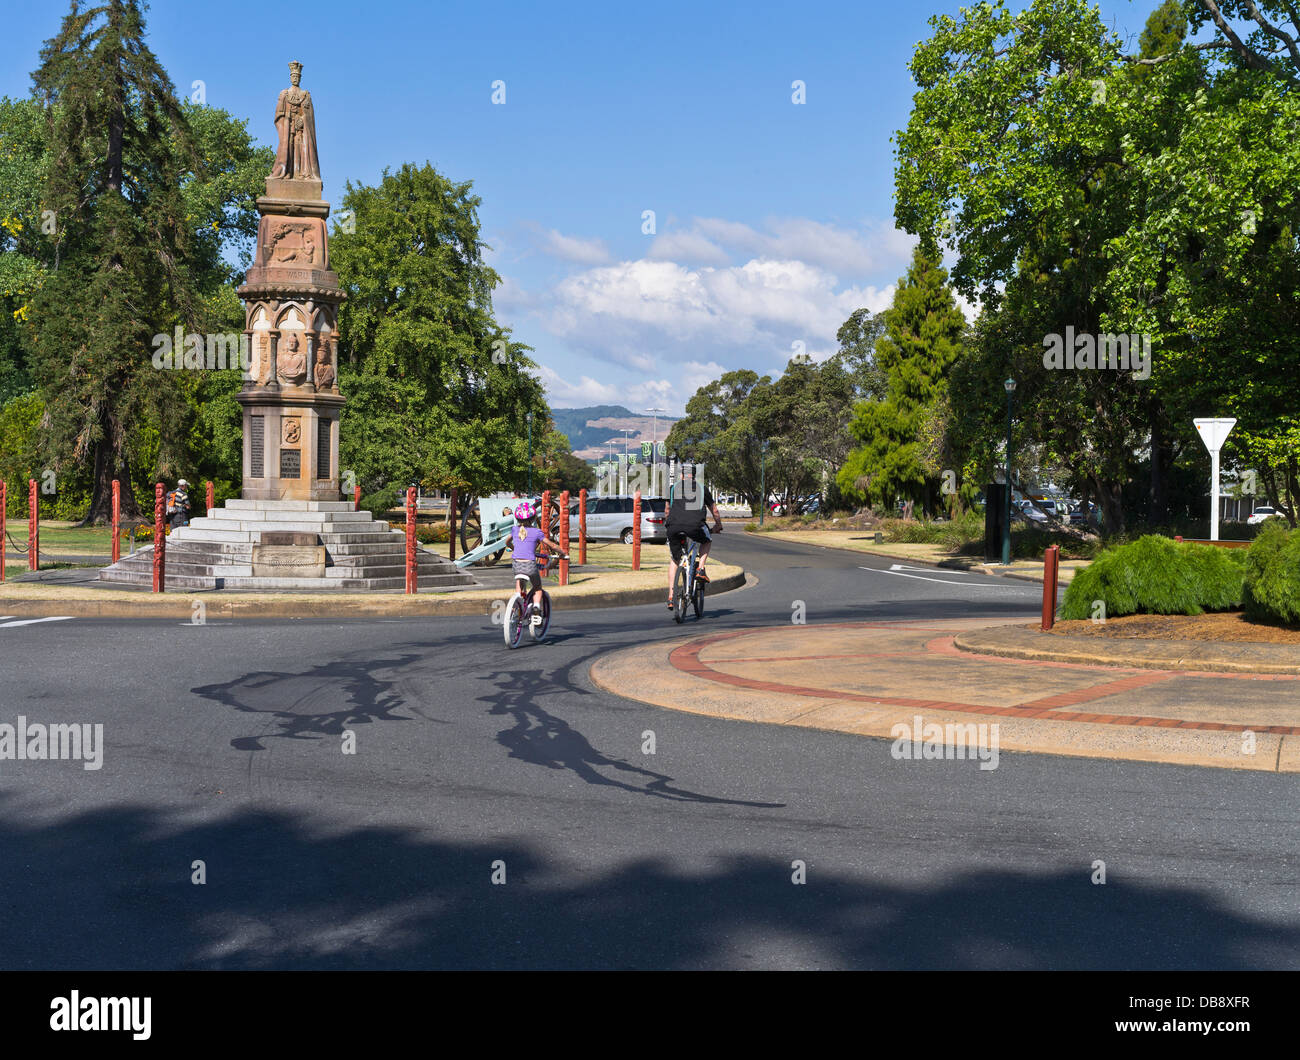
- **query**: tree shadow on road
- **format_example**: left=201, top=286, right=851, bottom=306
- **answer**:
left=0, top=793, right=1292, bottom=970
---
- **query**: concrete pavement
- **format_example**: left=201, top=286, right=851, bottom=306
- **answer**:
left=591, top=618, right=1300, bottom=773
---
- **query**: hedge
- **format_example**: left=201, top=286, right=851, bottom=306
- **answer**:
left=1243, top=521, right=1300, bottom=626
left=1059, top=535, right=1245, bottom=620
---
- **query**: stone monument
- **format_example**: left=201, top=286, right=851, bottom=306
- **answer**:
left=99, top=63, right=476, bottom=591
left=237, top=59, right=342, bottom=501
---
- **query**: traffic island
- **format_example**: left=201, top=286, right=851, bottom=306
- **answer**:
left=0, top=561, right=746, bottom=619
left=590, top=619, right=1300, bottom=772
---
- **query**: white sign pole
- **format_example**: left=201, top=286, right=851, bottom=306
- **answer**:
left=1193, top=418, right=1236, bottom=541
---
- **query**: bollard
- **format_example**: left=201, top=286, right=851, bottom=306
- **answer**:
left=28, top=478, right=38, bottom=571
left=559, top=490, right=570, bottom=585
left=111, top=480, right=120, bottom=564
left=448, top=488, right=457, bottom=562
left=1041, top=544, right=1060, bottom=631
left=632, top=488, right=642, bottom=571
left=405, top=487, right=417, bottom=594
left=578, top=488, right=587, bottom=566
left=540, top=489, right=552, bottom=579
left=0, top=480, right=5, bottom=582
left=354, top=484, right=361, bottom=512
left=205, top=479, right=214, bottom=514
left=152, top=482, right=165, bottom=592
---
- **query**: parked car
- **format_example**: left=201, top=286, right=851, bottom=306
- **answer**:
left=570, top=495, right=668, bottom=544
left=1247, top=506, right=1279, bottom=526
left=1015, top=499, right=1048, bottom=523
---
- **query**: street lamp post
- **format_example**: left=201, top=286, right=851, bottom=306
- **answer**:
left=1003, top=378, right=1016, bottom=566
left=759, top=438, right=769, bottom=527
left=621, top=428, right=633, bottom=493
left=526, top=411, right=533, bottom=494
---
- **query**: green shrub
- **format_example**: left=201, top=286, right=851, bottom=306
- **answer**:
left=1243, top=522, right=1300, bottom=625
left=416, top=522, right=451, bottom=545
left=1060, top=535, right=1244, bottom=620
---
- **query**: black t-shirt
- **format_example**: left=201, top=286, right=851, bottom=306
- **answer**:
left=665, top=486, right=713, bottom=531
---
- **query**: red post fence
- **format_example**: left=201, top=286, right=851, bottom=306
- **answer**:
left=28, top=478, right=38, bottom=571
left=152, top=482, right=165, bottom=592
left=405, top=486, right=417, bottom=594
left=578, top=488, right=587, bottom=566
left=558, top=490, right=570, bottom=586
left=111, top=479, right=121, bottom=564
left=205, top=479, right=215, bottom=514
left=540, top=489, right=552, bottom=579
left=354, top=484, right=361, bottom=511
left=1, top=480, right=6, bottom=582
left=632, top=488, right=642, bottom=571
left=1041, top=544, right=1060, bottom=631
left=448, top=488, right=457, bottom=562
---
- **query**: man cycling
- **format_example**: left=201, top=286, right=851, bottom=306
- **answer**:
left=665, top=463, right=722, bottom=609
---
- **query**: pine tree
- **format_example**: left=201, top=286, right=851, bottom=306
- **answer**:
left=29, top=0, right=201, bottom=523
left=837, top=240, right=965, bottom=510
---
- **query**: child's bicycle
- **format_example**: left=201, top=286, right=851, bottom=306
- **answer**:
left=671, top=532, right=706, bottom=624
left=503, top=552, right=568, bottom=648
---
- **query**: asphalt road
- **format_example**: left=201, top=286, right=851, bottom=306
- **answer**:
left=0, top=532, right=1296, bottom=969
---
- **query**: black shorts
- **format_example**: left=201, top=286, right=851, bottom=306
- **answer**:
left=668, top=524, right=710, bottom=563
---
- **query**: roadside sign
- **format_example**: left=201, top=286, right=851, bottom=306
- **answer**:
left=656, top=441, right=666, bottom=456
left=1194, top=418, right=1235, bottom=453
left=641, top=441, right=652, bottom=459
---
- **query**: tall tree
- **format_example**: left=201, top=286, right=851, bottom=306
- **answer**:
left=29, top=0, right=203, bottom=522
left=330, top=162, right=547, bottom=505
left=837, top=241, right=965, bottom=511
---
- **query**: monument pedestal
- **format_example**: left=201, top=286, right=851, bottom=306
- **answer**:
left=98, top=499, right=477, bottom=591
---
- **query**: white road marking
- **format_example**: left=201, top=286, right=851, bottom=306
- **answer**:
left=860, top=566, right=1030, bottom=590
left=0, top=616, right=74, bottom=628
left=889, top=563, right=976, bottom=575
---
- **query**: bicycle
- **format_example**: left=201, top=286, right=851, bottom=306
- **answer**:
left=671, top=533, right=706, bottom=624
left=503, top=552, right=566, bottom=648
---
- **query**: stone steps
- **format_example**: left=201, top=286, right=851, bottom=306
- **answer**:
left=97, top=498, right=477, bottom=592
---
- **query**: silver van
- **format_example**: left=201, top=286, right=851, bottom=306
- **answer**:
left=570, top=495, right=667, bottom=544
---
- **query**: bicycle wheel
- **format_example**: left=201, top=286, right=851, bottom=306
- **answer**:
left=692, top=569, right=705, bottom=619
left=530, top=590, right=552, bottom=641
left=503, top=594, right=527, bottom=648
left=673, top=565, right=688, bottom=624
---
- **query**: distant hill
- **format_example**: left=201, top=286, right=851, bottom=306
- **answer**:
left=550, top=405, right=680, bottom=461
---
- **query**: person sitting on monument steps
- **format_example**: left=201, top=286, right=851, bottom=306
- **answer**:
left=166, top=480, right=191, bottom=528
left=507, top=501, right=568, bottom=626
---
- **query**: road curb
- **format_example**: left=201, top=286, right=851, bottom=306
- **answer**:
left=954, top=624, right=1300, bottom=675
left=0, top=567, right=748, bottom=620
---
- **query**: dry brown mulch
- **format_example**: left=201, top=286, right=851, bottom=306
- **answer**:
left=1048, top=611, right=1300, bottom=644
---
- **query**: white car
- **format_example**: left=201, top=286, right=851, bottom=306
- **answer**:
left=1247, top=506, right=1279, bottom=526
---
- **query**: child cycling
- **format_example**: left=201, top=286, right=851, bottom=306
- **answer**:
left=506, top=500, right=569, bottom=624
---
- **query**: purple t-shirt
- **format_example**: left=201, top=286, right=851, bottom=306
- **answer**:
left=509, top=525, right=547, bottom=561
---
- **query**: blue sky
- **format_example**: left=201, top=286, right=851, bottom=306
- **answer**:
left=4, top=0, right=1158, bottom=414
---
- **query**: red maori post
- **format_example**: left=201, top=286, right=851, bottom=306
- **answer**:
left=1041, top=544, right=1060, bottom=631
left=405, top=486, right=417, bottom=594
left=578, top=488, right=587, bottom=566
left=111, top=480, right=121, bottom=564
left=632, top=488, right=642, bottom=571
left=559, top=490, right=570, bottom=586
left=354, top=484, right=361, bottom=512
left=28, top=478, right=38, bottom=571
left=1, top=480, right=6, bottom=582
left=152, top=482, right=165, bottom=592
left=205, top=479, right=215, bottom=514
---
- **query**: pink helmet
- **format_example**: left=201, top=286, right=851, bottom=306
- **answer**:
left=514, top=501, right=537, bottom=521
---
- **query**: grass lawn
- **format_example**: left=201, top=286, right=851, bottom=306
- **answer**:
left=4, top=521, right=118, bottom=555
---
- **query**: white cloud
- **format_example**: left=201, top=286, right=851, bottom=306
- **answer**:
left=538, top=364, right=679, bottom=412
left=646, top=230, right=729, bottom=264
left=524, top=222, right=611, bottom=265
left=545, top=257, right=894, bottom=367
